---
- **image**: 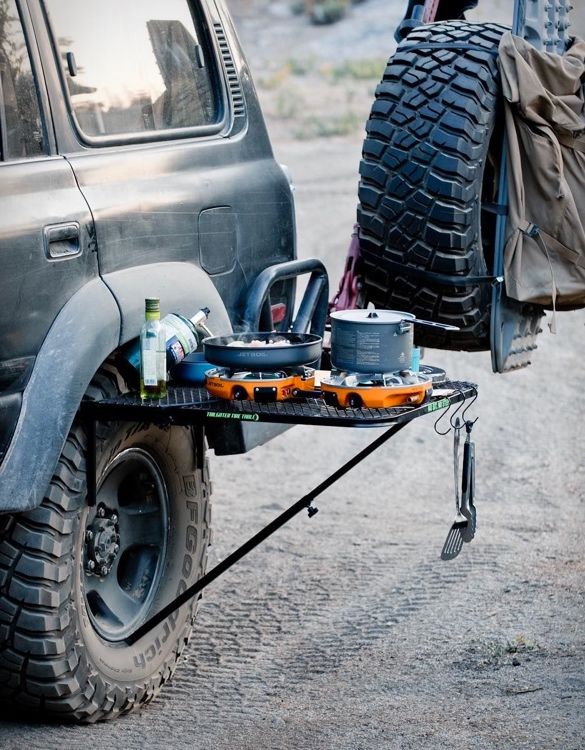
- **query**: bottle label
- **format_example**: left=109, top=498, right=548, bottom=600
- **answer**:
left=142, top=346, right=158, bottom=386
left=167, top=335, right=187, bottom=366
left=164, top=314, right=197, bottom=356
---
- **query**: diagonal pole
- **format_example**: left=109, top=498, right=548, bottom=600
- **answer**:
left=125, top=421, right=408, bottom=645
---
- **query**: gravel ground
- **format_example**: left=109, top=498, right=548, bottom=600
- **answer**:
left=1, top=2, right=584, bottom=749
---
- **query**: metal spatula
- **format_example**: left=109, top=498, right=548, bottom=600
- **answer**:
left=441, top=420, right=465, bottom=560
left=441, top=421, right=476, bottom=560
left=459, top=429, right=476, bottom=543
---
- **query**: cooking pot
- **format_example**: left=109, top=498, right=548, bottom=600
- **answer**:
left=329, top=310, right=458, bottom=373
left=203, top=332, right=322, bottom=369
left=172, top=351, right=214, bottom=385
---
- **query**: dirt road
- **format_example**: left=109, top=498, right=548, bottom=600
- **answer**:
left=0, top=2, right=583, bottom=749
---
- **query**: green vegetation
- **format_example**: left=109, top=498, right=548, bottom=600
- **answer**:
left=293, top=111, right=362, bottom=140
left=477, top=634, right=541, bottom=665
left=256, top=53, right=384, bottom=141
left=329, top=58, right=387, bottom=81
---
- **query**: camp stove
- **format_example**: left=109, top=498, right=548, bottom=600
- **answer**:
left=205, top=365, right=316, bottom=402
left=320, top=364, right=446, bottom=409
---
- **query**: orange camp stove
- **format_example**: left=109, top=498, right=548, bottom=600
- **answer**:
left=320, top=369, right=434, bottom=409
left=205, top=366, right=316, bottom=402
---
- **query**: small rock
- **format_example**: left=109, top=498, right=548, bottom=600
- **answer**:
left=512, top=657, right=521, bottom=667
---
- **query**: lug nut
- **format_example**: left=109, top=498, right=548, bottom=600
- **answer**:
left=87, top=560, right=95, bottom=571
left=97, top=506, right=105, bottom=518
left=111, top=514, right=118, bottom=524
left=85, top=530, right=93, bottom=542
left=100, top=565, right=109, bottom=576
left=113, top=544, right=120, bottom=554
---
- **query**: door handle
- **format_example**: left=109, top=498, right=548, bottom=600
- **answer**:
left=43, top=222, right=81, bottom=260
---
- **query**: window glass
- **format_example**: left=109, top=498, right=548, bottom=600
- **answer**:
left=44, top=0, right=220, bottom=138
left=0, top=0, right=45, bottom=159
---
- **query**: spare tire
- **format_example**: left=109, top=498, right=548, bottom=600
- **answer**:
left=357, top=21, right=507, bottom=352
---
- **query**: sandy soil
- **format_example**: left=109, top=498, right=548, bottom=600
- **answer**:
left=0, top=2, right=583, bottom=749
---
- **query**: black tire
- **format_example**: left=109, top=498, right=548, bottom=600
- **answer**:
left=358, top=21, right=507, bottom=352
left=0, top=368, right=211, bottom=722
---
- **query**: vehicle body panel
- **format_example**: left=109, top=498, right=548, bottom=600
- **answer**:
left=0, top=0, right=298, bottom=512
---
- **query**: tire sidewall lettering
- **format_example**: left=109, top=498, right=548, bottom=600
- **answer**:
left=77, top=423, right=208, bottom=681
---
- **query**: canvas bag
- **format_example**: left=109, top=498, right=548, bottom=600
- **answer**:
left=498, top=31, right=585, bottom=312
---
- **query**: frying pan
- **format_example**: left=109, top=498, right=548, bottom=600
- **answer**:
left=202, top=332, right=322, bottom=369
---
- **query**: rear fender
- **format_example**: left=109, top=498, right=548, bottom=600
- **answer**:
left=0, top=263, right=233, bottom=513
left=0, top=278, right=120, bottom=513
left=101, top=262, right=232, bottom=346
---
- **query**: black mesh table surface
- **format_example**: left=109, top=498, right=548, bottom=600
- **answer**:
left=81, top=380, right=477, bottom=429
left=81, top=378, right=478, bottom=637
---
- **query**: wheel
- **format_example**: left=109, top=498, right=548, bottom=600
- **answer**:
left=358, top=21, right=507, bottom=352
left=0, top=368, right=211, bottom=722
left=347, top=393, right=362, bottom=409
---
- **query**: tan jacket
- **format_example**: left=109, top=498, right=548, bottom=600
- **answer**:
left=498, top=31, right=585, bottom=309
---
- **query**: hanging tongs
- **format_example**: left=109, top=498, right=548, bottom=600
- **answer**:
left=441, top=419, right=477, bottom=560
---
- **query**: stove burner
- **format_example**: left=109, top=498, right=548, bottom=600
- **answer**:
left=205, top=366, right=315, bottom=402
left=320, top=368, right=433, bottom=409
left=330, top=371, right=417, bottom=388
left=205, top=363, right=443, bottom=409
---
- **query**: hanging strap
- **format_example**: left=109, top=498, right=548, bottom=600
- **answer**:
left=519, top=221, right=558, bottom=333
left=537, top=229, right=585, bottom=271
left=371, top=255, right=502, bottom=288
left=519, top=220, right=585, bottom=269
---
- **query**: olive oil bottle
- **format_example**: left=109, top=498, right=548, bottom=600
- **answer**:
left=140, top=297, right=167, bottom=399
left=124, top=306, right=210, bottom=372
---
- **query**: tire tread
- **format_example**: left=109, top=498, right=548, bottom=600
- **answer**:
left=0, top=368, right=211, bottom=722
left=358, top=21, right=507, bottom=350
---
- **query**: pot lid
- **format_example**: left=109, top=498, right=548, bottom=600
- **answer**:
left=330, top=309, right=415, bottom=324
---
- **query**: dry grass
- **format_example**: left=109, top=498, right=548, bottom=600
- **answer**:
left=257, top=56, right=385, bottom=140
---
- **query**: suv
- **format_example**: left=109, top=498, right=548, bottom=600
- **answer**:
left=0, top=0, right=325, bottom=722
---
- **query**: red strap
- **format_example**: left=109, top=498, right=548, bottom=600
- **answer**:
left=328, top=225, right=363, bottom=314
left=423, top=0, right=440, bottom=23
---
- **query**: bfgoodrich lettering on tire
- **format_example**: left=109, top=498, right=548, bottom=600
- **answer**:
left=358, top=21, right=507, bottom=352
left=0, top=369, right=211, bottom=722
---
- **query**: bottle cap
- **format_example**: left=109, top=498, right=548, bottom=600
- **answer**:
left=145, top=297, right=160, bottom=313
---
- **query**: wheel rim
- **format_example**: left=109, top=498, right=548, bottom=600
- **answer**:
left=83, top=448, right=169, bottom=641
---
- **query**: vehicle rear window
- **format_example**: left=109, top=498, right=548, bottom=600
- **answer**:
left=43, top=0, right=221, bottom=139
left=0, top=0, right=45, bottom=159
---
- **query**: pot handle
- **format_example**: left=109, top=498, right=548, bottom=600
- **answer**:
left=412, top=318, right=460, bottom=331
